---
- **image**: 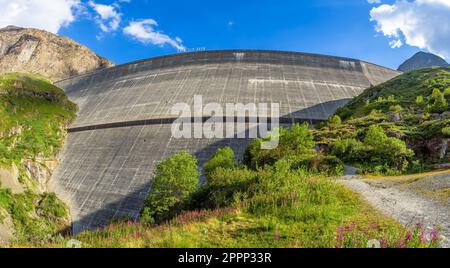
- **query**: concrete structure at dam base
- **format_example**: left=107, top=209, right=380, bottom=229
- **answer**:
left=52, top=50, right=400, bottom=233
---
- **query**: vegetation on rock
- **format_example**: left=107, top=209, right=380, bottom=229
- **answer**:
left=0, top=73, right=77, bottom=245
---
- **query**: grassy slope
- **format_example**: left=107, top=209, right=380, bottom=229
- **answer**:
left=0, top=73, right=77, bottom=244
left=315, top=67, right=450, bottom=166
left=26, top=166, right=438, bottom=249
left=336, top=67, right=450, bottom=120
left=338, top=68, right=450, bottom=141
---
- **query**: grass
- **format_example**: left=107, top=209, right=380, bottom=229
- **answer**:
left=18, top=167, right=442, bottom=248
left=363, top=168, right=450, bottom=182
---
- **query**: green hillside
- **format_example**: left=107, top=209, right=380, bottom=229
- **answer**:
left=336, top=67, right=450, bottom=120
left=0, top=73, right=77, bottom=245
left=314, top=67, right=450, bottom=175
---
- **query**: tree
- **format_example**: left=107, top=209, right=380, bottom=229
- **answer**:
left=204, top=147, right=236, bottom=179
left=141, top=152, right=199, bottom=224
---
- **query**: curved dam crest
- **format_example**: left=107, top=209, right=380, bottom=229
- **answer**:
left=52, top=50, right=400, bottom=233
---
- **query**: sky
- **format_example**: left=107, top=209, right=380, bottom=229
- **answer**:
left=0, top=0, right=449, bottom=70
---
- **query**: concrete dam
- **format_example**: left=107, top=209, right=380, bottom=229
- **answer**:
left=53, top=50, right=399, bottom=232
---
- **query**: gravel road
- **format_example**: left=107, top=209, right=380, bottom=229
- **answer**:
left=340, top=168, right=449, bottom=248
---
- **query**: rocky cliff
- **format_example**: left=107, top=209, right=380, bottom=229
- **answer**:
left=0, top=26, right=113, bottom=81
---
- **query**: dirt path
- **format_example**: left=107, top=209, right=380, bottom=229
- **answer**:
left=340, top=168, right=449, bottom=248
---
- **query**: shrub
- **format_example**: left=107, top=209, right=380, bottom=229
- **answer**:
left=328, top=115, right=342, bottom=127
left=37, top=193, right=68, bottom=219
left=416, top=95, right=424, bottom=105
left=442, top=126, right=450, bottom=137
left=428, top=88, right=448, bottom=113
left=331, top=126, right=413, bottom=171
left=363, top=125, right=413, bottom=169
left=243, top=123, right=315, bottom=169
left=332, top=138, right=366, bottom=163
left=203, top=147, right=236, bottom=179
left=200, top=167, right=258, bottom=208
left=290, top=154, right=344, bottom=176
left=0, top=188, right=11, bottom=209
left=444, top=87, right=450, bottom=98
left=141, top=152, right=200, bottom=224
left=389, top=105, right=403, bottom=113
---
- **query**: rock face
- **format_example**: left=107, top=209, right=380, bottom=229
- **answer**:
left=398, top=52, right=449, bottom=72
left=22, top=159, right=60, bottom=193
left=0, top=26, right=113, bottom=81
left=0, top=164, right=24, bottom=194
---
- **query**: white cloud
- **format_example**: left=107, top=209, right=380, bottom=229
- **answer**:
left=370, top=0, right=450, bottom=59
left=123, top=19, right=186, bottom=52
left=0, top=0, right=80, bottom=33
left=88, top=1, right=121, bottom=33
left=367, top=0, right=381, bottom=4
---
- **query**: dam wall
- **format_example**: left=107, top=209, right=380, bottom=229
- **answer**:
left=53, top=50, right=400, bottom=232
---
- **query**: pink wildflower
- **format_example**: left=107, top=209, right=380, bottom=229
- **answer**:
left=274, top=231, right=280, bottom=241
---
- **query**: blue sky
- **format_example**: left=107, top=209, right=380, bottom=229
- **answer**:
left=2, top=0, right=450, bottom=70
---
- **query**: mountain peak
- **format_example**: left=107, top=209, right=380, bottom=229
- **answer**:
left=398, top=51, right=449, bottom=72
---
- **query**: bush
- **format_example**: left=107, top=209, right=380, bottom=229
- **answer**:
left=332, top=138, right=366, bottom=163
left=203, top=147, right=236, bottom=179
left=416, top=95, right=424, bottom=105
left=428, top=88, right=448, bottom=113
left=444, top=87, right=450, bottom=95
left=37, top=193, right=68, bottom=219
left=0, top=188, right=11, bottom=209
left=363, top=125, right=413, bottom=169
left=289, top=154, right=344, bottom=176
left=199, top=167, right=258, bottom=208
left=328, top=115, right=342, bottom=127
left=331, top=126, right=413, bottom=171
left=442, top=126, right=450, bottom=137
left=141, top=152, right=200, bottom=224
left=389, top=105, right=403, bottom=113
left=243, top=123, right=315, bottom=169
